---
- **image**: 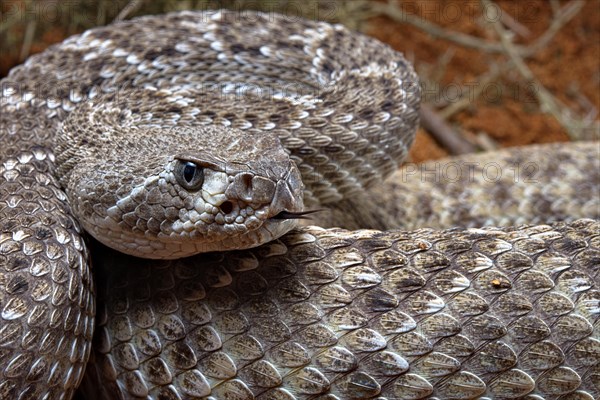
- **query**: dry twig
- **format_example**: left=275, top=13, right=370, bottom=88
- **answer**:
left=114, top=0, right=145, bottom=22
left=419, top=104, right=478, bottom=154
left=498, top=6, right=531, bottom=39
left=19, top=21, right=36, bottom=62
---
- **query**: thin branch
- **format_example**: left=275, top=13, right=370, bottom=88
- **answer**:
left=420, top=104, right=479, bottom=155
left=19, top=20, right=36, bottom=62
left=499, top=9, right=530, bottom=39
left=114, top=0, right=145, bottom=22
left=550, top=0, right=563, bottom=17
left=475, top=132, right=500, bottom=151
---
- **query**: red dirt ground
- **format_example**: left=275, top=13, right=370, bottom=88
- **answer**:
left=368, top=0, right=600, bottom=161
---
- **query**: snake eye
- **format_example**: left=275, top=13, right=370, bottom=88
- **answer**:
left=175, top=160, right=204, bottom=190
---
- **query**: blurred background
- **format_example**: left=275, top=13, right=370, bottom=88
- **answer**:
left=1, top=0, right=599, bottom=162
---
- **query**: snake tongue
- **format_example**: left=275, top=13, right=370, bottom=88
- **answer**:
left=272, top=210, right=322, bottom=220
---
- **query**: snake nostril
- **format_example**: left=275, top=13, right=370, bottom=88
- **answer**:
left=242, top=174, right=253, bottom=190
left=220, top=201, right=234, bottom=215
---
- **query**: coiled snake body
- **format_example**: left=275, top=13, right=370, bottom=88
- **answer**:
left=0, top=10, right=598, bottom=400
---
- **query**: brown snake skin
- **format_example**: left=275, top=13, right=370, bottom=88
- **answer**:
left=79, top=219, right=600, bottom=400
left=0, top=9, right=598, bottom=400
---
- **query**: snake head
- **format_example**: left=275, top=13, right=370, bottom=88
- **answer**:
left=56, top=118, right=304, bottom=259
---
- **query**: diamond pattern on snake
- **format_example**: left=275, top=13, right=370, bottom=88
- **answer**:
left=0, top=9, right=598, bottom=400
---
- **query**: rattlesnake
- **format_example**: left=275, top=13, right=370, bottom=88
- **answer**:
left=0, top=10, right=598, bottom=400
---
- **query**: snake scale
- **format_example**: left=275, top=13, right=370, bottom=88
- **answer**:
left=0, top=9, right=598, bottom=400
